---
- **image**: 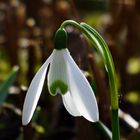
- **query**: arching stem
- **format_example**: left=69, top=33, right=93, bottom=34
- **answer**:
left=60, top=20, right=120, bottom=140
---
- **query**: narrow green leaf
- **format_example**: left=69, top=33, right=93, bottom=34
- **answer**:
left=0, top=66, right=19, bottom=104
left=95, top=121, right=112, bottom=140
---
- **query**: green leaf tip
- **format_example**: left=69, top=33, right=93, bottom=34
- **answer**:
left=49, top=80, right=68, bottom=96
left=54, top=28, right=67, bottom=50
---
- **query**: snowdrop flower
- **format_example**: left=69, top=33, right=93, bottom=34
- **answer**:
left=22, top=28, right=99, bottom=125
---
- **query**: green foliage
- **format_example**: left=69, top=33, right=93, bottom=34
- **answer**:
left=84, top=13, right=104, bottom=28
left=0, top=66, right=19, bottom=104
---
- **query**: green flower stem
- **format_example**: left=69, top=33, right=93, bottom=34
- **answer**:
left=112, top=109, right=120, bottom=140
left=60, top=20, right=120, bottom=140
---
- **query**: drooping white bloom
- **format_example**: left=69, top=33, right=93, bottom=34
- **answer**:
left=22, top=48, right=99, bottom=125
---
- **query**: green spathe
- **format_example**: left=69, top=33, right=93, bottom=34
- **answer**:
left=49, top=80, right=68, bottom=96
left=54, top=28, right=67, bottom=50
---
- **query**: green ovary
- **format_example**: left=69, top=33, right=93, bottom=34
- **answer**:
left=49, top=80, right=68, bottom=96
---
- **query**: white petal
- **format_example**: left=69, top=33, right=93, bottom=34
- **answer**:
left=47, top=49, right=68, bottom=95
left=64, top=50, right=99, bottom=122
left=22, top=52, right=53, bottom=125
left=62, top=92, right=81, bottom=116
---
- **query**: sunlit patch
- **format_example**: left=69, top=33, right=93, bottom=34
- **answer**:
left=49, top=80, right=68, bottom=96
left=34, top=125, right=45, bottom=134
left=125, top=91, right=140, bottom=104
left=126, top=57, right=140, bottom=75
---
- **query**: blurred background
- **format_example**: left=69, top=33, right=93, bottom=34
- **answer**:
left=0, top=0, right=140, bottom=139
